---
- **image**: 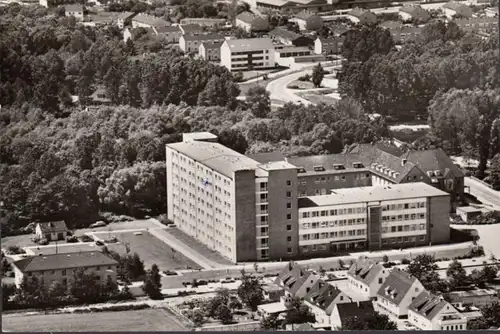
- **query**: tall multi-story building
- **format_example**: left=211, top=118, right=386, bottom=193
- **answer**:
left=166, top=133, right=455, bottom=263
left=220, top=38, right=275, bottom=71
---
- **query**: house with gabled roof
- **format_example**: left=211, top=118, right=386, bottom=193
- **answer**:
left=375, top=268, right=425, bottom=318
left=303, top=280, right=352, bottom=327
left=131, top=13, right=169, bottom=29
left=346, top=8, right=377, bottom=25
left=179, top=34, right=226, bottom=53
left=274, top=261, right=320, bottom=300
left=408, top=291, right=467, bottom=330
left=291, top=10, right=323, bottom=31
left=314, top=36, right=343, bottom=55
left=12, top=251, right=118, bottom=288
left=347, top=256, right=390, bottom=299
left=235, top=11, right=269, bottom=33
left=442, top=2, right=473, bottom=20
left=398, top=5, right=430, bottom=23
left=330, top=300, right=377, bottom=330
left=35, top=221, right=69, bottom=241
left=268, top=27, right=314, bottom=47
left=179, top=23, right=204, bottom=35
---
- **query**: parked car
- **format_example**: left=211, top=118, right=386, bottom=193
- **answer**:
left=197, top=280, right=208, bottom=286
left=95, top=240, right=104, bottom=246
left=220, top=277, right=235, bottom=283
left=134, top=232, right=143, bottom=236
left=90, top=221, right=107, bottom=228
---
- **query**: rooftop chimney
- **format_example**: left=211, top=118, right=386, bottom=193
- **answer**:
left=401, top=158, right=407, bottom=167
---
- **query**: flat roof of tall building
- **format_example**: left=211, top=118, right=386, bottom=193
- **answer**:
left=224, top=38, right=274, bottom=52
left=298, top=182, right=449, bottom=208
left=166, top=141, right=262, bottom=178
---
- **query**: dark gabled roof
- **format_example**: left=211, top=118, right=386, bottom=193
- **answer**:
left=246, top=151, right=286, bottom=164
left=37, top=221, right=68, bottom=233
left=13, top=251, right=119, bottom=272
left=399, top=5, right=428, bottom=17
left=348, top=8, right=374, bottom=18
left=404, top=149, right=465, bottom=178
left=132, top=14, right=169, bottom=28
left=376, top=268, right=419, bottom=306
left=443, top=2, right=469, bottom=11
left=274, top=261, right=315, bottom=295
left=236, top=11, right=266, bottom=24
left=180, top=23, right=203, bottom=33
left=295, top=10, right=319, bottom=21
left=304, top=280, right=346, bottom=314
left=336, top=301, right=375, bottom=322
left=268, top=26, right=302, bottom=41
left=347, top=256, right=385, bottom=286
left=380, top=20, right=403, bottom=29
left=200, top=41, right=223, bottom=49
left=408, top=291, right=451, bottom=321
left=155, top=25, right=181, bottom=33
left=182, top=34, right=225, bottom=41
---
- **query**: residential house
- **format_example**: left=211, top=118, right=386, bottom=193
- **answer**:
left=380, top=20, right=403, bottom=30
left=291, top=11, right=324, bottom=31
left=155, top=25, right=182, bottom=44
left=257, top=301, right=290, bottom=318
left=235, top=11, right=270, bottom=33
left=274, top=261, right=321, bottom=300
left=346, top=8, right=377, bottom=25
left=220, top=38, right=276, bottom=71
left=12, top=251, right=119, bottom=288
left=262, top=282, right=285, bottom=302
left=446, top=288, right=499, bottom=308
left=454, top=17, right=498, bottom=34
left=442, top=3, right=473, bottom=20
left=330, top=301, right=377, bottom=330
left=179, top=23, right=204, bottom=35
left=398, top=5, right=430, bottom=23
left=303, top=280, right=352, bottom=327
left=180, top=17, right=226, bottom=28
left=40, top=0, right=83, bottom=8
left=123, top=27, right=156, bottom=43
left=179, top=34, right=225, bottom=53
left=408, top=291, right=467, bottom=330
left=35, top=221, right=69, bottom=241
left=347, top=256, right=390, bottom=299
left=131, top=14, right=169, bottom=29
left=64, top=4, right=85, bottom=21
left=268, top=27, right=314, bottom=47
left=199, top=41, right=223, bottom=62
left=89, top=86, right=111, bottom=105
left=82, top=12, right=120, bottom=27
left=485, top=7, right=499, bottom=17
left=382, top=24, right=423, bottom=44
left=116, top=11, right=136, bottom=29
left=314, top=36, right=343, bottom=55
left=375, top=268, right=425, bottom=318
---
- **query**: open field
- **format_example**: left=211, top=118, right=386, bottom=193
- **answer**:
left=166, top=228, right=233, bottom=266
left=2, top=308, right=188, bottom=332
left=102, top=231, right=202, bottom=271
left=1, top=234, right=37, bottom=249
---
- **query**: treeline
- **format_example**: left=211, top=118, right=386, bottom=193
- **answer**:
left=0, top=5, right=240, bottom=113
left=339, top=22, right=500, bottom=175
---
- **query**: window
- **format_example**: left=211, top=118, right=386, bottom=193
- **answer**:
left=287, top=236, right=292, bottom=242
left=287, top=224, right=292, bottom=231
left=62, top=269, right=67, bottom=276
left=287, top=213, right=292, bottom=220
left=287, top=247, right=292, bottom=254
left=378, top=278, right=383, bottom=284
left=419, top=235, right=425, bottom=241
left=286, top=191, right=292, bottom=198
left=96, top=266, right=100, bottom=270
left=312, top=245, right=317, bottom=251
left=28, top=272, right=32, bottom=276
left=287, top=202, right=292, bottom=209
left=286, top=180, right=291, bottom=186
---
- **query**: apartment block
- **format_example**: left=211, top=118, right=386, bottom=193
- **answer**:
left=220, top=38, right=275, bottom=71
left=297, top=183, right=450, bottom=256
left=166, top=134, right=455, bottom=263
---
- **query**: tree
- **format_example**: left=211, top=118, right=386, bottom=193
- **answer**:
left=246, top=86, right=271, bottom=118
left=237, top=273, right=263, bottom=311
left=342, top=26, right=395, bottom=62
left=2, top=283, right=15, bottom=309
left=312, top=63, right=324, bottom=88
left=143, top=264, right=163, bottom=300
left=406, top=254, right=444, bottom=292
left=206, top=288, right=231, bottom=317
left=382, top=254, right=389, bottom=263
left=191, top=309, right=206, bottom=327
left=217, top=129, right=248, bottom=154
left=261, top=314, right=281, bottom=330
left=446, top=259, right=469, bottom=288
left=468, top=302, right=500, bottom=329
left=216, top=304, right=233, bottom=324
left=66, top=268, right=102, bottom=303
left=341, top=312, right=397, bottom=330
left=286, top=298, right=315, bottom=325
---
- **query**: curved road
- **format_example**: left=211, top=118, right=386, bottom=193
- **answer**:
left=465, top=177, right=500, bottom=210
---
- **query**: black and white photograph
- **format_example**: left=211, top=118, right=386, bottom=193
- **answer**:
left=1, top=0, right=500, bottom=331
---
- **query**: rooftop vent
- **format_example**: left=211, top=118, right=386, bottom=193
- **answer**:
left=352, top=162, right=364, bottom=168
left=313, top=165, right=325, bottom=172
left=298, top=168, right=306, bottom=173
left=401, top=158, right=408, bottom=167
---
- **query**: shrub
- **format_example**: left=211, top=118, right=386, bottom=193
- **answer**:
left=80, top=235, right=94, bottom=242
left=288, top=85, right=299, bottom=89
left=470, top=211, right=500, bottom=225
left=7, top=246, right=26, bottom=255
left=382, top=254, right=389, bottom=262
left=66, top=236, right=78, bottom=243
left=401, top=258, right=410, bottom=265
left=298, top=74, right=311, bottom=81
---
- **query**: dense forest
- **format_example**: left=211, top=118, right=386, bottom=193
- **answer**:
left=0, top=5, right=389, bottom=233
left=338, top=23, right=500, bottom=176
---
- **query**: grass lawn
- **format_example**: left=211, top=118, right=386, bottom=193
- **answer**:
left=2, top=308, right=188, bottom=332
left=297, top=92, right=339, bottom=105
left=1, top=234, right=37, bottom=250
left=104, top=231, right=202, bottom=271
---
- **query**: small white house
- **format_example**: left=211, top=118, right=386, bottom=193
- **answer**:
left=347, top=256, right=390, bottom=299
left=408, top=291, right=467, bottom=330
left=375, top=268, right=425, bottom=318
left=35, top=221, right=69, bottom=241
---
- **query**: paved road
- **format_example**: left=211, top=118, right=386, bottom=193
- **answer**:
left=452, top=223, right=500, bottom=258
left=266, top=65, right=341, bottom=105
left=465, top=177, right=500, bottom=210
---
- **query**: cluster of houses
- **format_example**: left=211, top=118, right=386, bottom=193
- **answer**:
left=256, top=258, right=499, bottom=330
